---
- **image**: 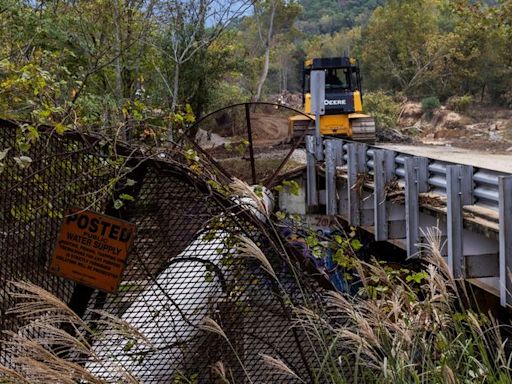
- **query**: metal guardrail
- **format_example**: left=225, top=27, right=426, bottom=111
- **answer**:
left=304, top=136, right=512, bottom=307
left=338, top=140, right=507, bottom=211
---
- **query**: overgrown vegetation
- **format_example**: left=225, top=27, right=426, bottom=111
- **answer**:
left=363, top=91, right=400, bottom=129
left=446, top=95, right=474, bottom=113
left=1, top=0, right=511, bottom=147
left=298, top=228, right=512, bottom=383
left=2, top=1, right=512, bottom=379
left=421, top=96, right=442, bottom=120
left=2, top=179, right=511, bottom=383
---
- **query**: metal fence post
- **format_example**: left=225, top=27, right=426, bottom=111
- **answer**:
left=244, top=103, right=257, bottom=185
left=306, top=135, right=318, bottom=209
left=499, top=176, right=512, bottom=306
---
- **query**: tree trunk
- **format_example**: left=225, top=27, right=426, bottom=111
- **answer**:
left=171, top=62, right=180, bottom=112
left=122, top=7, right=134, bottom=99
left=252, top=0, right=277, bottom=103
left=112, top=0, right=127, bottom=141
left=253, top=45, right=270, bottom=102
left=281, top=61, right=288, bottom=92
left=113, top=0, right=123, bottom=103
left=168, top=62, right=180, bottom=142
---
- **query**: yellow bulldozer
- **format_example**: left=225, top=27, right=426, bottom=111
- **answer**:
left=289, top=56, right=376, bottom=144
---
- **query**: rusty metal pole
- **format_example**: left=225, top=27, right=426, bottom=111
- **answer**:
left=264, top=130, right=306, bottom=188
left=245, top=103, right=257, bottom=185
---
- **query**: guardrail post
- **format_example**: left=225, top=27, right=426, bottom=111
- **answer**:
left=347, top=143, right=359, bottom=226
left=306, top=136, right=318, bottom=209
left=447, top=165, right=473, bottom=278
left=337, top=141, right=350, bottom=217
left=333, top=140, right=344, bottom=167
left=325, top=140, right=337, bottom=215
left=460, top=165, right=474, bottom=205
left=374, top=149, right=395, bottom=241
left=499, top=176, right=512, bottom=306
left=358, top=143, right=368, bottom=169
left=315, top=135, right=324, bottom=162
left=384, top=151, right=396, bottom=181
left=347, top=143, right=367, bottom=226
left=447, top=165, right=463, bottom=277
left=374, top=149, right=386, bottom=240
left=405, top=157, right=429, bottom=256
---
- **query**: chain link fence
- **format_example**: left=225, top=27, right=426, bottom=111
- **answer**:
left=0, top=119, right=331, bottom=383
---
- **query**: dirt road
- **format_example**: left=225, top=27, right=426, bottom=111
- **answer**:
left=378, top=143, right=512, bottom=173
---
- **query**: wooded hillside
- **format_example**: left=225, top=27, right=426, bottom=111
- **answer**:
left=0, top=0, right=510, bottom=142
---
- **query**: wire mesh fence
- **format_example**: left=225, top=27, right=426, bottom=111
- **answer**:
left=0, top=119, right=330, bottom=383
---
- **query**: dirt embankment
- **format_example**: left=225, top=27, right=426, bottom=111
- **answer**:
left=197, top=93, right=512, bottom=158
left=398, top=102, right=512, bottom=153
left=196, top=109, right=293, bottom=149
left=249, top=113, right=291, bottom=146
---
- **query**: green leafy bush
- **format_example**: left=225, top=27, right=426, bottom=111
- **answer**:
left=446, top=95, right=473, bottom=112
left=421, top=96, right=441, bottom=119
left=363, top=91, right=400, bottom=129
left=207, top=81, right=250, bottom=112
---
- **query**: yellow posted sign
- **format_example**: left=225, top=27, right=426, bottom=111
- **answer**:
left=50, top=208, right=136, bottom=293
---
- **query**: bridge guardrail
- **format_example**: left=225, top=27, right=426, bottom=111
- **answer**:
left=303, top=136, right=512, bottom=306
left=330, top=139, right=507, bottom=211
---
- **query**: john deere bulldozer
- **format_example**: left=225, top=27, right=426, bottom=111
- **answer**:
left=289, top=56, right=376, bottom=144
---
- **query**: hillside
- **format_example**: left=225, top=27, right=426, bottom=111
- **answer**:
left=296, top=0, right=385, bottom=33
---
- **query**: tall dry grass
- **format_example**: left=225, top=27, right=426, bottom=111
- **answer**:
left=227, top=183, right=512, bottom=383
left=0, top=281, right=147, bottom=383
left=293, top=227, right=512, bottom=383
left=0, top=279, right=303, bottom=384
left=2, top=177, right=512, bottom=383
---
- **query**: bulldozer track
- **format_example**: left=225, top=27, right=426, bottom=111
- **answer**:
left=351, top=117, right=376, bottom=144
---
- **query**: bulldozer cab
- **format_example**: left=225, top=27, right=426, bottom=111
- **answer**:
left=325, top=69, right=346, bottom=88
left=302, top=57, right=362, bottom=115
left=291, top=56, right=375, bottom=143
